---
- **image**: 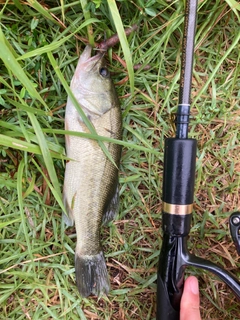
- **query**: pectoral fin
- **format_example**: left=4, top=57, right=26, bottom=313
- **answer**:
left=102, top=184, right=119, bottom=225
left=62, top=190, right=75, bottom=227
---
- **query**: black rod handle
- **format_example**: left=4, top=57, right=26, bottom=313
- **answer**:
left=157, top=234, right=186, bottom=320
left=162, top=138, right=197, bottom=215
left=156, top=276, right=180, bottom=320
left=157, top=139, right=197, bottom=319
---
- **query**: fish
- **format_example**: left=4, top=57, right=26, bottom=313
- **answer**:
left=63, top=45, right=122, bottom=298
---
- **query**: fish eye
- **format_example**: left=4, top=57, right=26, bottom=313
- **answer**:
left=99, top=67, right=109, bottom=78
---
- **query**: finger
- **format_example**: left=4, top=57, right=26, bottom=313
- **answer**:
left=180, top=276, right=201, bottom=320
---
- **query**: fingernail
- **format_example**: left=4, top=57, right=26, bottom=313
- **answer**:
left=190, top=277, right=199, bottom=295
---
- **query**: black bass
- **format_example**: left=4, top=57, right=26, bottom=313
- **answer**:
left=63, top=46, right=122, bottom=297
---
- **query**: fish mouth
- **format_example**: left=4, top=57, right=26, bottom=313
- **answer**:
left=71, top=45, right=106, bottom=85
left=80, top=45, right=105, bottom=65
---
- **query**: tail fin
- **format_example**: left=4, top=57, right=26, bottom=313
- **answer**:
left=75, top=251, right=110, bottom=297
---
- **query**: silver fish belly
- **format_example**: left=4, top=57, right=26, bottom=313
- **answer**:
left=63, top=46, right=122, bottom=297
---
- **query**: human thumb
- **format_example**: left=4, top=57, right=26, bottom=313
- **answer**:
left=180, top=276, right=201, bottom=320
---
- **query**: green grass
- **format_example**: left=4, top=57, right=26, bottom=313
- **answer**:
left=0, top=0, right=239, bottom=319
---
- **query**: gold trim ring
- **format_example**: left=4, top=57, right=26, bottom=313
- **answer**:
left=163, top=202, right=193, bottom=215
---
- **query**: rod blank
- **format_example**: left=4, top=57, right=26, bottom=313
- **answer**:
left=176, top=0, right=198, bottom=139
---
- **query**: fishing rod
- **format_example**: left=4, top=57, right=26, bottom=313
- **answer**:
left=156, top=0, right=240, bottom=319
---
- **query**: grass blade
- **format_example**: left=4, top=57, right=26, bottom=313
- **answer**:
left=0, top=134, right=64, bottom=159
left=17, top=159, right=35, bottom=268
left=26, top=0, right=56, bottom=22
left=17, top=18, right=99, bottom=61
left=31, top=159, right=66, bottom=214
left=27, top=113, right=62, bottom=199
left=42, top=128, right=160, bottom=155
left=224, top=0, right=240, bottom=19
left=0, top=134, right=41, bottom=154
left=0, top=218, right=21, bottom=228
left=0, top=27, right=48, bottom=110
left=107, top=0, right=134, bottom=94
left=193, top=32, right=240, bottom=106
left=80, top=0, right=95, bottom=46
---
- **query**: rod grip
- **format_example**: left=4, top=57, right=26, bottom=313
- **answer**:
left=156, top=276, right=180, bottom=320
left=162, top=138, right=197, bottom=205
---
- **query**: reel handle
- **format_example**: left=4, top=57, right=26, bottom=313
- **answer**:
left=230, top=212, right=240, bottom=255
